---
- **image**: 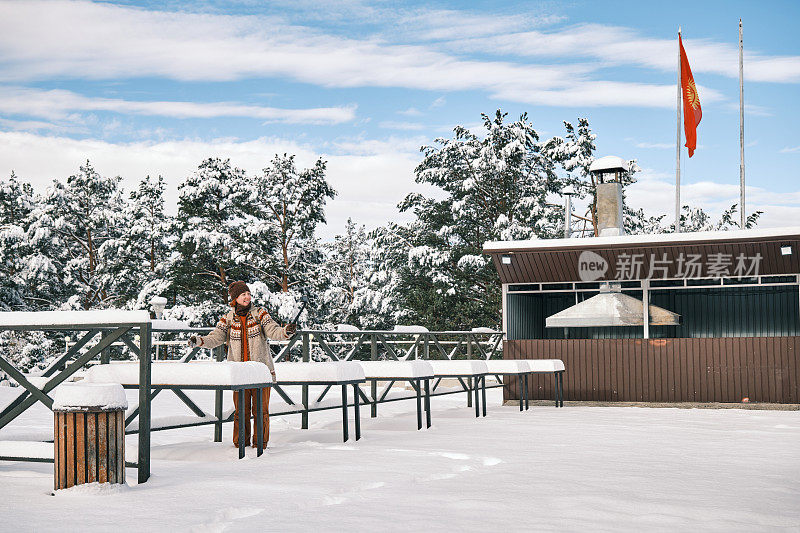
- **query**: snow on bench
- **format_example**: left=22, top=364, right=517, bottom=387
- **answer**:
left=427, top=359, right=488, bottom=376
left=273, top=361, right=365, bottom=383
left=83, top=361, right=274, bottom=386
left=0, top=310, right=151, bottom=328
left=0, top=441, right=53, bottom=461
left=357, top=360, right=435, bottom=379
left=52, top=383, right=128, bottom=410
left=484, top=360, right=531, bottom=374
left=519, top=359, right=566, bottom=372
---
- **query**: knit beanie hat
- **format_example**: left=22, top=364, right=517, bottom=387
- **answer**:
left=228, top=280, right=250, bottom=304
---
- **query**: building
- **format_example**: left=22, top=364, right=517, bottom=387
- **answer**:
left=483, top=226, right=800, bottom=405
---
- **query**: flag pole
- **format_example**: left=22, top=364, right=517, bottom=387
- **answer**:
left=739, top=19, right=746, bottom=228
left=675, top=27, right=682, bottom=233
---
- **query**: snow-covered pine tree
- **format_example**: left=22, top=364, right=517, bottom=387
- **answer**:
left=397, top=110, right=566, bottom=328
left=30, top=161, right=126, bottom=310
left=249, top=154, right=336, bottom=298
left=98, top=174, right=176, bottom=309
left=0, top=171, right=35, bottom=310
left=172, top=158, right=251, bottom=307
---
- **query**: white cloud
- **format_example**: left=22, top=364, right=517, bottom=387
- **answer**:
left=447, top=23, right=800, bottom=83
left=379, top=120, right=426, bottom=131
left=635, top=142, right=673, bottom=150
left=397, top=107, right=422, bottom=116
left=0, top=86, right=356, bottom=124
left=625, top=168, right=800, bottom=228
left=0, top=1, right=721, bottom=109
left=780, top=146, right=800, bottom=153
left=0, top=130, right=429, bottom=239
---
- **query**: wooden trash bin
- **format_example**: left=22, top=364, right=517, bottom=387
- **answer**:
left=52, top=383, right=128, bottom=490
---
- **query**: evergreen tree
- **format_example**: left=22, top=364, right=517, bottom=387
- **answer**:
left=172, top=158, right=251, bottom=306
left=250, top=154, right=336, bottom=294
left=396, top=110, right=566, bottom=328
left=98, top=174, right=175, bottom=309
left=0, top=172, right=36, bottom=310
left=30, top=161, right=125, bottom=309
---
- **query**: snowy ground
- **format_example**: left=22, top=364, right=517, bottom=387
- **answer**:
left=1, top=386, right=799, bottom=532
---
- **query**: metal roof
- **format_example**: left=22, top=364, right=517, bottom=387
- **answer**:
left=484, top=226, right=800, bottom=284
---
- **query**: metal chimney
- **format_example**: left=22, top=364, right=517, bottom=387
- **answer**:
left=545, top=155, right=681, bottom=329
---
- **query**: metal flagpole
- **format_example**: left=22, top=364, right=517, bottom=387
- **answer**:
left=675, top=27, right=682, bottom=233
left=739, top=19, right=746, bottom=228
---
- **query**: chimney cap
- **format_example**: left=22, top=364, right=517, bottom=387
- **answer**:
left=589, top=156, right=628, bottom=174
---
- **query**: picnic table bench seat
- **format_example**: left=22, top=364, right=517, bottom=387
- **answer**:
left=484, top=360, right=533, bottom=411
left=355, top=361, right=434, bottom=430
left=425, top=360, right=489, bottom=417
left=516, top=359, right=565, bottom=407
left=83, top=361, right=274, bottom=458
left=273, top=361, right=365, bottom=442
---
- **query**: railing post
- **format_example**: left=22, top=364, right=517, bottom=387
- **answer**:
left=100, top=331, right=110, bottom=365
left=371, top=333, right=377, bottom=418
left=466, top=334, right=473, bottom=408
left=137, top=322, right=152, bottom=484
left=423, top=334, right=429, bottom=360
left=302, top=332, right=310, bottom=430
left=213, top=345, right=224, bottom=442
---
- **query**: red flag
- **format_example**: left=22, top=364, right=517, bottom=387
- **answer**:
left=679, top=34, right=702, bottom=157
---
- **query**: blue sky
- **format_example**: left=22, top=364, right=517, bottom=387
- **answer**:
left=0, top=0, right=798, bottom=238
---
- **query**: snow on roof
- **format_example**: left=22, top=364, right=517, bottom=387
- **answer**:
left=274, top=361, right=365, bottom=383
left=0, top=310, right=152, bottom=328
left=589, top=155, right=627, bottom=173
left=483, top=226, right=800, bottom=254
left=357, top=360, right=435, bottom=379
left=427, top=359, right=489, bottom=376
left=52, top=383, right=128, bottom=410
left=83, top=361, right=273, bottom=386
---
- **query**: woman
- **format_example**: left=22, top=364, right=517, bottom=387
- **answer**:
left=188, top=281, right=296, bottom=448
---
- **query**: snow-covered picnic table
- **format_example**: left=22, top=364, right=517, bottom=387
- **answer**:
left=484, top=360, right=533, bottom=412
left=273, top=361, right=366, bottom=442
left=426, top=360, right=489, bottom=418
left=516, top=359, right=566, bottom=407
left=356, top=361, right=435, bottom=430
left=83, top=361, right=274, bottom=458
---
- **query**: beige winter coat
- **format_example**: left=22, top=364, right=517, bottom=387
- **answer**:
left=197, top=306, right=288, bottom=373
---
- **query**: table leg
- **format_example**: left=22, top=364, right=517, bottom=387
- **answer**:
left=518, top=375, right=523, bottom=412
left=481, top=376, right=487, bottom=417
left=525, top=374, right=530, bottom=411
left=237, top=388, right=245, bottom=459
left=353, top=384, right=361, bottom=441
left=256, top=388, right=264, bottom=456
left=416, top=379, right=422, bottom=430
left=424, top=378, right=431, bottom=429
left=473, top=378, right=479, bottom=418
left=341, top=385, right=349, bottom=443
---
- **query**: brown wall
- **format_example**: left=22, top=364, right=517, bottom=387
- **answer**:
left=504, top=337, right=800, bottom=404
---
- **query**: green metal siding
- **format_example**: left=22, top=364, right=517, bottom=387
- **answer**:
left=507, top=285, right=800, bottom=340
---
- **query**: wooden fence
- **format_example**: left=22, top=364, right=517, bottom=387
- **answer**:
left=504, top=337, right=800, bottom=404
